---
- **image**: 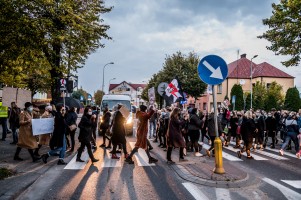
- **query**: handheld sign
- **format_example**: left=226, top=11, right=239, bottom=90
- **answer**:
left=197, top=55, right=228, bottom=85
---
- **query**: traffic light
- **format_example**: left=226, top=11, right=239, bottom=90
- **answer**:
left=66, top=80, right=74, bottom=93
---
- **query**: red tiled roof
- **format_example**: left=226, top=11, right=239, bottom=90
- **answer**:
left=227, top=58, right=294, bottom=79
left=109, top=81, right=147, bottom=91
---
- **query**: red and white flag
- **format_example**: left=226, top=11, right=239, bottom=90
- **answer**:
left=165, top=79, right=182, bottom=103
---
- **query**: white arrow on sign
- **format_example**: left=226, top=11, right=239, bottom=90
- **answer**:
left=202, top=60, right=223, bottom=80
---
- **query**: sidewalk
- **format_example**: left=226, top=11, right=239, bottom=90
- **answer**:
left=169, top=155, right=250, bottom=188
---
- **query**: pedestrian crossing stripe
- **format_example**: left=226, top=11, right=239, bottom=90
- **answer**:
left=129, top=142, right=156, bottom=167
left=199, top=142, right=242, bottom=161
left=281, top=180, right=301, bottom=189
left=223, top=144, right=268, bottom=160
left=101, top=150, right=121, bottom=168
left=64, top=151, right=90, bottom=170
left=215, top=188, right=231, bottom=200
left=182, top=182, right=209, bottom=200
left=229, top=141, right=288, bottom=161
left=265, top=146, right=301, bottom=160
left=263, top=178, right=301, bottom=200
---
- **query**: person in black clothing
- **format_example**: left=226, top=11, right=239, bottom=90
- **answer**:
left=225, top=112, right=238, bottom=147
left=91, top=106, right=98, bottom=149
left=65, top=107, right=78, bottom=152
left=41, top=105, right=68, bottom=165
left=188, top=108, right=203, bottom=156
left=162, top=107, right=172, bottom=149
left=99, top=107, right=111, bottom=147
left=264, top=112, right=278, bottom=148
left=253, top=110, right=266, bottom=151
left=9, top=102, right=20, bottom=144
left=76, top=107, right=99, bottom=163
left=237, top=111, right=257, bottom=159
left=200, top=111, right=210, bottom=144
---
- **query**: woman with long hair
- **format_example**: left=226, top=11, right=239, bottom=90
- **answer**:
left=66, top=106, right=78, bottom=152
left=166, top=108, right=186, bottom=164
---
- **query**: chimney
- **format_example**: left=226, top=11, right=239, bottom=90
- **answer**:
left=240, top=54, right=246, bottom=58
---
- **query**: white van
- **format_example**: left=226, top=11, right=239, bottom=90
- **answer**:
left=99, top=94, right=133, bottom=135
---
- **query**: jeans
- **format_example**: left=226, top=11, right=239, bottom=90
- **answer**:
left=281, top=132, right=299, bottom=152
left=48, top=135, right=66, bottom=159
left=0, top=118, right=8, bottom=140
left=149, top=121, right=156, bottom=137
left=11, top=125, right=18, bottom=143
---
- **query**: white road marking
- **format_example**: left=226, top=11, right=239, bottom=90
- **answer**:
left=229, top=141, right=288, bottom=160
left=129, top=142, right=155, bottom=166
left=182, top=182, right=209, bottom=200
left=266, top=146, right=301, bottom=160
left=262, top=178, right=301, bottom=200
left=252, top=191, right=261, bottom=200
left=101, top=149, right=121, bottom=168
left=225, top=142, right=268, bottom=161
left=281, top=180, right=301, bottom=189
left=216, top=188, right=231, bottom=200
left=64, top=151, right=90, bottom=170
left=200, top=142, right=243, bottom=161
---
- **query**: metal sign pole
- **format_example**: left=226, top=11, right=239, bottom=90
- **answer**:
left=212, top=85, right=225, bottom=174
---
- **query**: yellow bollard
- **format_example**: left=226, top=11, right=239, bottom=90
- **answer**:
left=214, top=137, right=225, bottom=174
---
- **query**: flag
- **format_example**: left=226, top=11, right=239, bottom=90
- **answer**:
left=165, top=79, right=183, bottom=103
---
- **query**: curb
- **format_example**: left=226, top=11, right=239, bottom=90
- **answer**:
left=169, top=163, right=256, bottom=188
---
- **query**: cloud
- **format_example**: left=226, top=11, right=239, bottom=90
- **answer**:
left=78, top=0, right=301, bottom=95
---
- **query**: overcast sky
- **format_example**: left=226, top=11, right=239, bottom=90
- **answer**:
left=78, top=0, right=301, bottom=95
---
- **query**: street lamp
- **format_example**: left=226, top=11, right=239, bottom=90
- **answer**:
left=108, top=78, right=116, bottom=94
left=250, top=55, right=258, bottom=109
left=102, top=62, right=114, bottom=94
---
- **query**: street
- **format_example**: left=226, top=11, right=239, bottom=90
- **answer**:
left=1, top=127, right=300, bottom=200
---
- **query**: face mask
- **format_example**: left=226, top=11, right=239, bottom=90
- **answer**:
left=28, top=107, right=33, bottom=112
left=88, top=111, right=93, bottom=115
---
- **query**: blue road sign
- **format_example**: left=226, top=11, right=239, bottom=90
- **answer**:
left=197, top=55, right=228, bottom=85
left=80, top=96, right=84, bottom=101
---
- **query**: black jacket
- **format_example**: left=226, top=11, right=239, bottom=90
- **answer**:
left=78, top=115, right=93, bottom=143
left=66, top=111, right=78, bottom=126
left=240, top=117, right=256, bottom=140
left=188, top=113, right=203, bottom=131
left=50, top=111, right=67, bottom=149
left=111, top=111, right=126, bottom=144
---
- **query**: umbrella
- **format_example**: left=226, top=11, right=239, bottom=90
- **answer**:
left=56, top=97, right=83, bottom=110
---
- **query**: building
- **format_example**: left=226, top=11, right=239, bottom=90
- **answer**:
left=108, top=81, right=147, bottom=106
left=188, top=54, right=295, bottom=111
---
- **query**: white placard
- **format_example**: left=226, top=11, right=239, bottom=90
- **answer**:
left=32, top=118, right=54, bottom=136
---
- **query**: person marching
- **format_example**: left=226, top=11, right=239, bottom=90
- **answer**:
left=187, top=108, right=204, bottom=157
left=76, top=107, right=99, bottom=163
left=9, top=102, right=21, bottom=145
left=166, top=107, right=187, bottom=164
left=14, top=102, right=40, bottom=162
left=206, top=109, right=223, bottom=157
left=99, top=107, right=111, bottom=148
left=125, top=105, right=158, bottom=164
left=65, top=107, right=78, bottom=152
left=41, top=105, right=68, bottom=165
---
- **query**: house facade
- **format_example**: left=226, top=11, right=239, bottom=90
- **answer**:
left=109, top=81, right=147, bottom=106
left=188, top=54, right=295, bottom=111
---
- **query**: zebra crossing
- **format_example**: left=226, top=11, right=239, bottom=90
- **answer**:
left=183, top=177, right=301, bottom=200
left=198, top=141, right=300, bottom=162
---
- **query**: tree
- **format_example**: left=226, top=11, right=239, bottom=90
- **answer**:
left=0, top=0, right=112, bottom=100
left=141, top=52, right=207, bottom=104
left=284, top=87, right=301, bottom=111
left=94, top=90, right=104, bottom=106
left=252, top=81, right=267, bottom=110
left=258, top=0, right=301, bottom=67
left=245, top=92, right=251, bottom=111
left=264, top=81, right=284, bottom=110
left=230, top=84, right=244, bottom=111
left=72, top=87, right=88, bottom=102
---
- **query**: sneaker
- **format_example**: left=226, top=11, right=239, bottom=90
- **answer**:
left=206, top=150, right=211, bottom=157
left=111, top=154, right=120, bottom=159
left=246, top=156, right=254, bottom=159
left=296, top=153, right=300, bottom=159
left=183, top=148, right=187, bottom=156
left=279, top=149, right=284, bottom=156
left=57, top=159, right=67, bottom=165
left=167, top=160, right=174, bottom=164
left=125, top=157, right=134, bottom=164
left=149, top=157, right=158, bottom=164
left=195, top=152, right=203, bottom=157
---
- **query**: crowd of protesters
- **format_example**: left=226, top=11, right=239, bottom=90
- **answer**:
left=1, top=100, right=301, bottom=167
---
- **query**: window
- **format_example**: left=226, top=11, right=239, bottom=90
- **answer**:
left=267, top=83, right=271, bottom=89
left=217, top=84, right=222, bottom=94
left=203, top=103, right=207, bottom=110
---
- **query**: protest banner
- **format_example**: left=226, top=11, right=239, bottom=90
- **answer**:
left=148, top=87, right=156, bottom=105
left=32, top=118, right=54, bottom=136
left=119, top=106, right=130, bottom=119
